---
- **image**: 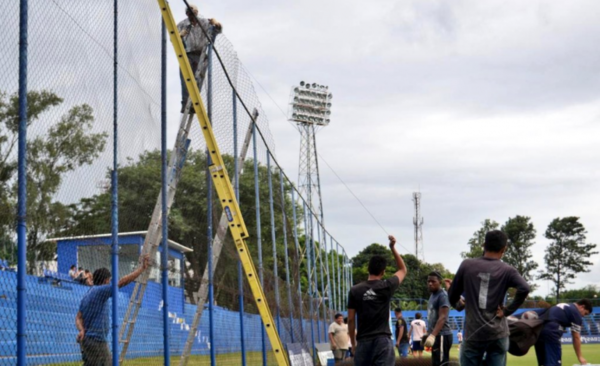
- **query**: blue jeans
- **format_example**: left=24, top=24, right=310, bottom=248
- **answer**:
left=354, top=337, right=395, bottom=366
left=460, top=336, right=508, bottom=366
left=397, top=342, right=409, bottom=357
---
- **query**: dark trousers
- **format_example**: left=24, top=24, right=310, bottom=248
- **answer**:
left=179, top=52, right=206, bottom=112
left=534, top=324, right=563, bottom=366
left=81, top=337, right=111, bottom=366
left=354, top=337, right=395, bottom=366
left=432, top=334, right=453, bottom=366
left=460, top=337, right=508, bottom=366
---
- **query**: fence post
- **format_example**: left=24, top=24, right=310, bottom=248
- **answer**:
left=206, top=37, right=216, bottom=366
left=309, top=214, right=321, bottom=342
left=303, top=202, right=316, bottom=361
left=233, top=84, right=247, bottom=366
left=160, top=18, right=170, bottom=366
left=111, top=1, right=120, bottom=365
left=252, top=121, right=267, bottom=366
left=267, top=154, right=282, bottom=336
left=16, top=0, right=28, bottom=364
left=290, top=191, right=304, bottom=343
left=279, top=170, right=294, bottom=343
left=316, top=226, right=327, bottom=339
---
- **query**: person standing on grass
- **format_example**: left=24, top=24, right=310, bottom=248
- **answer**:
left=329, top=313, right=350, bottom=363
left=423, top=271, right=453, bottom=366
left=394, top=307, right=410, bottom=359
left=447, top=230, right=530, bottom=366
left=534, top=299, right=592, bottom=366
left=348, top=235, right=407, bottom=366
left=75, top=255, right=149, bottom=366
left=409, top=312, right=427, bottom=358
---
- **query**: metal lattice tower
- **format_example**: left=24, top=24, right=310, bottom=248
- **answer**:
left=413, top=192, right=424, bottom=261
left=288, top=81, right=332, bottom=224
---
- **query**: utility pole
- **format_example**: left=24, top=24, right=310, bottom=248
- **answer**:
left=413, top=192, right=424, bottom=261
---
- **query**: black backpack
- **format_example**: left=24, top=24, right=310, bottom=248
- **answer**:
left=508, top=309, right=551, bottom=356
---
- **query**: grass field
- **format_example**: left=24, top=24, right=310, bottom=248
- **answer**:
left=52, top=344, right=600, bottom=365
left=394, top=343, right=600, bottom=365
left=507, top=343, right=600, bottom=366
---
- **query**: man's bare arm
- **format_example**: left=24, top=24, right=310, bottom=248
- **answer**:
left=397, top=325, right=404, bottom=346
left=388, top=235, right=407, bottom=283
left=572, top=331, right=587, bottom=365
left=75, top=311, right=85, bottom=342
left=431, top=306, right=449, bottom=337
left=329, top=333, right=336, bottom=349
left=348, top=308, right=357, bottom=351
left=118, top=255, right=150, bottom=288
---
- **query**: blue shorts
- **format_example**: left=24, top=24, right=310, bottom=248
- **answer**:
left=412, top=340, right=423, bottom=351
left=535, top=324, right=563, bottom=366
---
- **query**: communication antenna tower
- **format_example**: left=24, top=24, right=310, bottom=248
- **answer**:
left=413, top=192, right=424, bottom=261
left=288, top=81, right=332, bottom=225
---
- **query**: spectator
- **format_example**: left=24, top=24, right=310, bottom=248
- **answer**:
left=348, top=235, right=407, bottom=366
left=423, top=271, right=453, bottom=366
left=457, top=329, right=463, bottom=350
left=394, top=307, right=410, bottom=358
left=448, top=230, right=530, bottom=366
left=328, top=313, right=349, bottom=363
left=177, top=4, right=221, bottom=114
left=409, top=312, right=427, bottom=358
left=534, top=299, right=592, bottom=366
left=75, top=255, right=149, bottom=366
left=69, top=265, right=78, bottom=280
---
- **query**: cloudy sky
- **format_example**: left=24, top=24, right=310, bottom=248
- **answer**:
left=163, top=0, right=600, bottom=297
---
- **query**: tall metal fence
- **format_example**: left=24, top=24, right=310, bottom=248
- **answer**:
left=0, top=1, right=351, bottom=365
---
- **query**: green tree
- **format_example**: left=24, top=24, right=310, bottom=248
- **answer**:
left=63, top=149, right=309, bottom=308
left=539, top=217, right=598, bottom=301
left=501, top=215, right=538, bottom=284
left=461, top=219, right=499, bottom=259
left=560, top=285, right=599, bottom=302
left=0, top=90, right=107, bottom=270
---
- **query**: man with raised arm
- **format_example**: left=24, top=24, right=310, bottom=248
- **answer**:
left=75, top=255, right=150, bottom=366
left=348, top=235, right=407, bottom=366
left=447, top=230, right=530, bottom=366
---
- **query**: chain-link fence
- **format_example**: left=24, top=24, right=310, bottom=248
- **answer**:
left=0, top=1, right=351, bottom=365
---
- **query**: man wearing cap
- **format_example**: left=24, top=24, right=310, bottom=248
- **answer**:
left=177, top=4, right=222, bottom=113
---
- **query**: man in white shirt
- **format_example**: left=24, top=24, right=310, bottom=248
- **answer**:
left=328, top=313, right=349, bottom=363
left=409, top=312, right=427, bottom=358
left=69, top=265, right=78, bottom=279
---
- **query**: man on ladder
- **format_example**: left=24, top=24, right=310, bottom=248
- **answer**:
left=177, top=4, right=221, bottom=114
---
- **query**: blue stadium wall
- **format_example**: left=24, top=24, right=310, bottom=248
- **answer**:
left=0, top=271, right=321, bottom=365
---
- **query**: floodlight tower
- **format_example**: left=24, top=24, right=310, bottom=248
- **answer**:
left=288, top=81, right=332, bottom=225
left=413, top=192, right=424, bottom=261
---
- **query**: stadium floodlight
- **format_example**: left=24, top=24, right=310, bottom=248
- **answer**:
left=288, top=81, right=333, bottom=126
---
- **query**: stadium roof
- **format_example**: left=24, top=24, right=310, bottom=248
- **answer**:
left=47, top=231, right=193, bottom=253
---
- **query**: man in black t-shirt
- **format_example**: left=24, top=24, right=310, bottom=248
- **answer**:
left=448, top=230, right=530, bottom=366
left=348, top=235, right=407, bottom=366
left=394, top=308, right=409, bottom=358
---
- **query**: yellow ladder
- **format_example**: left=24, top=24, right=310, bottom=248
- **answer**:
left=157, top=1, right=289, bottom=365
